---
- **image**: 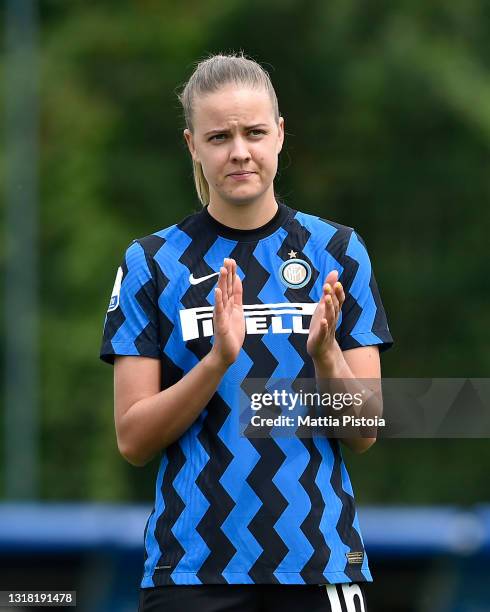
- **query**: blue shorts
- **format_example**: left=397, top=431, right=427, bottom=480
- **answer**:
left=138, top=583, right=368, bottom=612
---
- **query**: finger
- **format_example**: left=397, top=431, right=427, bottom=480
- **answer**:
left=219, top=266, right=228, bottom=308
left=214, top=287, right=223, bottom=315
left=334, top=281, right=345, bottom=308
left=330, top=285, right=340, bottom=317
left=324, top=269, right=339, bottom=289
left=225, top=258, right=233, bottom=298
left=229, top=258, right=236, bottom=299
left=311, top=294, right=326, bottom=324
left=320, top=318, right=329, bottom=339
left=323, top=283, right=337, bottom=316
left=233, top=268, right=243, bottom=308
left=325, top=293, right=336, bottom=324
left=324, top=282, right=341, bottom=319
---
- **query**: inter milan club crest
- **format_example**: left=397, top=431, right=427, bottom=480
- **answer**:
left=279, top=250, right=312, bottom=289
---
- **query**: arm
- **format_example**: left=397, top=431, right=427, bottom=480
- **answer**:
left=312, top=342, right=382, bottom=453
left=114, top=258, right=244, bottom=467
left=307, top=271, right=383, bottom=453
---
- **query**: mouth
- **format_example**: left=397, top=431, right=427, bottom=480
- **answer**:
left=227, top=171, right=256, bottom=178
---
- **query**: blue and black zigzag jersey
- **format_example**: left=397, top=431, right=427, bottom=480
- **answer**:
left=100, top=202, right=393, bottom=588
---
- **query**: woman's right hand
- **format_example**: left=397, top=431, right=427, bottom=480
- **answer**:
left=210, top=258, right=245, bottom=368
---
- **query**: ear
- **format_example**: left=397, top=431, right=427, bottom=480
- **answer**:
left=276, top=116, right=285, bottom=155
left=184, top=128, right=200, bottom=163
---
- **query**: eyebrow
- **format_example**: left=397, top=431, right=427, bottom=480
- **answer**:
left=204, top=123, right=269, bottom=137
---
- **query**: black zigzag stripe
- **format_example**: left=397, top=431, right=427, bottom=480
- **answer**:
left=178, top=221, right=217, bottom=362
left=299, top=439, right=332, bottom=582
left=137, top=236, right=183, bottom=391
left=247, top=437, right=288, bottom=583
left=195, top=394, right=237, bottom=583
left=138, top=234, right=166, bottom=259
left=154, top=441, right=186, bottom=584
left=179, top=226, right=216, bottom=310
left=325, top=227, right=357, bottom=292
left=231, top=241, right=270, bottom=304
left=275, top=220, right=317, bottom=383
left=276, top=216, right=310, bottom=262
left=141, top=511, right=151, bottom=571
left=236, top=236, right=283, bottom=443
left=353, top=231, right=388, bottom=337
left=287, top=311, right=315, bottom=384
left=160, top=354, right=183, bottom=392
left=134, top=280, right=160, bottom=356
left=176, top=224, right=237, bottom=580
left=324, top=229, right=363, bottom=344
left=329, top=441, right=365, bottom=582
left=277, top=217, right=319, bottom=302
left=157, top=274, right=184, bottom=389
left=150, top=257, right=181, bottom=390
left=323, top=221, right=347, bottom=259
left=369, top=274, right=389, bottom=337
left=339, top=301, right=363, bottom=346
left=102, top=309, right=126, bottom=363
left=134, top=323, right=158, bottom=356
left=134, top=275, right=156, bottom=320
left=134, top=236, right=168, bottom=357
left=278, top=220, right=333, bottom=580
left=229, top=242, right=289, bottom=582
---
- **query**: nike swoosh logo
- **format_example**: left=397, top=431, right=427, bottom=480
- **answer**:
left=189, top=271, right=220, bottom=285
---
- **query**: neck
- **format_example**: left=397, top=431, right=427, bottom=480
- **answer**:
left=207, top=190, right=278, bottom=230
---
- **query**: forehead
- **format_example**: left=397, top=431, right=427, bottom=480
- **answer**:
left=193, top=85, right=275, bottom=130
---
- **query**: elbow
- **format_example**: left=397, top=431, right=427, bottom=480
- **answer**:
left=117, top=438, right=150, bottom=467
left=116, top=414, right=152, bottom=467
left=343, top=437, right=377, bottom=454
left=355, top=437, right=377, bottom=453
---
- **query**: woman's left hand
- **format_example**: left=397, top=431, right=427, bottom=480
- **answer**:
left=306, top=270, right=345, bottom=363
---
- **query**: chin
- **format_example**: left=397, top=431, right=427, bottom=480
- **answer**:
left=224, top=185, right=270, bottom=205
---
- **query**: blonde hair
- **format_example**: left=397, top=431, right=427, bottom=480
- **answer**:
left=177, top=52, right=280, bottom=206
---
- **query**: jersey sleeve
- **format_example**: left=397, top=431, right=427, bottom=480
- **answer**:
left=336, top=230, right=394, bottom=353
left=100, top=239, right=161, bottom=365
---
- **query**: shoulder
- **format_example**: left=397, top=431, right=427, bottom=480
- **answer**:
left=131, top=207, right=203, bottom=261
left=287, top=206, right=360, bottom=256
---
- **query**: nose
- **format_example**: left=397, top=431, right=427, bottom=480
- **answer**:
left=230, top=135, right=251, bottom=162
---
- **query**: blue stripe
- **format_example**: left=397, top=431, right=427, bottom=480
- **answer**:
left=272, top=438, right=313, bottom=582
left=252, top=237, right=314, bottom=581
left=313, top=437, right=350, bottom=582
left=254, top=236, right=304, bottom=381
left=171, top=424, right=210, bottom=584
left=340, top=461, right=372, bottom=581
left=220, top=378, right=262, bottom=583
left=203, top=236, right=238, bottom=303
left=141, top=454, right=169, bottom=586
left=255, top=228, right=288, bottom=304
left=346, top=232, right=377, bottom=337
left=291, top=212, right=344, bottom=330
left=113, top=241, right=152, bottom=351
left=155, top=229, right=198, bottom=371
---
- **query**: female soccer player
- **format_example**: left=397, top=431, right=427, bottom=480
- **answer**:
left=100, top=52, right=393, bottom=612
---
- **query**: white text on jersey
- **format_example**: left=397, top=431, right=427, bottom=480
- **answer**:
left=179, top=302, right=317, bottom=341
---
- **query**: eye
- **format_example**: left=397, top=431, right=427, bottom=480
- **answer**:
left=249, top=129, right=266, bottom=137
left=209, top=133, right=227, bottom=142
